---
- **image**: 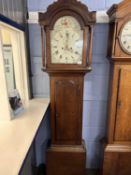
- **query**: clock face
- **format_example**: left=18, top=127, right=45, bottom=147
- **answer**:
left=120, top=20, right=131, bottom=54
left=50, top=16, right=84, bottom=64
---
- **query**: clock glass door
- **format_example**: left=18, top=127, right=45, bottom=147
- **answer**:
left=50, top=16, right=84, bottom=64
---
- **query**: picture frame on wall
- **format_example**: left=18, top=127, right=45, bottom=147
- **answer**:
left=9, top=89, right=24, bottom=116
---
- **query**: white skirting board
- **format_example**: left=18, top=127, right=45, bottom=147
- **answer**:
left=28, top=11, right=109, bottom=24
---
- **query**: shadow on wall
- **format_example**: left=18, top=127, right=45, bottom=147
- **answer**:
left=34, top=108, right=51, bottom=166
left=82, top=23, right=110, bottom=168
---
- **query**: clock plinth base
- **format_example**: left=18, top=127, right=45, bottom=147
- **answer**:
left=103, top=144, right=131, bottom=175
left=46, top=143, right=86, bottom=175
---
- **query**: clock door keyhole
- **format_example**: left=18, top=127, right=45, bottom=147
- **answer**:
left=118, top=100, right=122, bottom=108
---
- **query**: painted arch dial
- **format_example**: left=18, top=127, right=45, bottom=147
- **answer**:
left=120, top=20, right=131, bottom=54
left=50, top=16, right=84, bottom=64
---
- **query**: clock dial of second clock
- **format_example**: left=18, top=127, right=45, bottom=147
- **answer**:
left=120, top=20, right=131, bottom=54
left=50, top=16, right=84, bottom=64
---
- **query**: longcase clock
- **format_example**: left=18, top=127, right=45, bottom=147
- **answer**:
left=39, top=1, right=96, bottom=174
left=103, top=0, right=131, bottom=175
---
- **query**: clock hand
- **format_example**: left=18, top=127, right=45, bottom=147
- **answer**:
left=65, top=32, right=69, bottom=50
left=67, top=47, right=80, bottom=55
left=122, top=34, right=131, bottom=37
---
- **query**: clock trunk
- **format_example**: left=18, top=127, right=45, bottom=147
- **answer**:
left=50, top=74, right=84, bottom=145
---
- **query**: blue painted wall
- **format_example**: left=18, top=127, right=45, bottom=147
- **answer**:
left=28, top=0, right=122, bottom=168
left=28, top=0, right=122, bottom=11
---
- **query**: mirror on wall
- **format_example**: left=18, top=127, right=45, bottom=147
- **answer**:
left=0, top=23, right=29, bottom=120
left=0, top=29, right=23, bottom=113
left=1, top=30, right=16, bottom=94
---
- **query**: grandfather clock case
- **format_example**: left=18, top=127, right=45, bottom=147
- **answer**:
left=39, top=1, right=96, bottom=175
left=103, top=1, right=131, bottom=175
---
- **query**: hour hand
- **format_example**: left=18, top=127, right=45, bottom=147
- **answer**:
left=68, top=47, right=73, bottom=52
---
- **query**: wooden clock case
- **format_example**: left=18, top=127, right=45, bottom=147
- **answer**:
left=39, top=1, right=96, bottom=175
left=103, top=1, right=131, bottom=175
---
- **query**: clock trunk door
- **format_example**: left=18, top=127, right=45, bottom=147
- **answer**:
left=114, top=67, right=131, bottom=141
left=51, top=75, right=83, bottom=145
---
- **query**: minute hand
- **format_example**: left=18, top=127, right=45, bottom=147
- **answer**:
left=123, top=34, right=131, bottom=37
left=65, top=32, right=70, bottom=49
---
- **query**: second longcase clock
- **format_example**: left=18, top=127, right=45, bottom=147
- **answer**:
left=39, top=1, right=96, bottom=175
left=103, top=1, right=131, bottom=175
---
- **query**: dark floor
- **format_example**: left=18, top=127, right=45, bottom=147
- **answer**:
left=86, top=169, right=100, bottom=175
left=36, top=165, right=100, bottom=175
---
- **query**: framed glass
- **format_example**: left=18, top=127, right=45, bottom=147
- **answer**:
left=50, top=16, right=84, bottom=64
